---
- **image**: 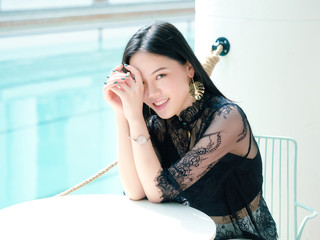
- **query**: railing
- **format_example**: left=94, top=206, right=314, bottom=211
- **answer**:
left=0, top=1, right=194, bottom=38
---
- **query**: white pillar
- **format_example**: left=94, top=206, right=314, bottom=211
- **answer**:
left=195, top=0, right=320, bottom=238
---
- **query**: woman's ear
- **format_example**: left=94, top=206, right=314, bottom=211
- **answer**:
left=185, top=61, right=195, bottom=78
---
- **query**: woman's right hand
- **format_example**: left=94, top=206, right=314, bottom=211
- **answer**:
left=103, top=64, right=130, bottom=116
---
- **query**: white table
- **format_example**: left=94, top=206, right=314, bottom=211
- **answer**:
left=0, top=194, right=216, bottom=240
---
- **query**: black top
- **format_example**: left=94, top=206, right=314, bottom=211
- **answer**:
left=147, top=95, right=278, bottom=240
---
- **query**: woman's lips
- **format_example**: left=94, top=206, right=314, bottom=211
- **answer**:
left=152, top=98, right=169, bottom=110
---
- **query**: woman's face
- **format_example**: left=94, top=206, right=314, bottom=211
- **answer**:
left=129, top=51, right=194, bottom=119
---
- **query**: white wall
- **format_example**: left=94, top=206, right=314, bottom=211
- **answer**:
left=195, top=0, right=319, bottom=239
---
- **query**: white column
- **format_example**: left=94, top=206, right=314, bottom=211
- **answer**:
left=195, top=0, right=320, bottom=238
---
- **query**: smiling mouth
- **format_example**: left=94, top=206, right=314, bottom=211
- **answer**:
left=153, top=98, right=169, bottom=107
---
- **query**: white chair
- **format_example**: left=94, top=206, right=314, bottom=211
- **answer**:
left=255, top=135, right=318, bottom=240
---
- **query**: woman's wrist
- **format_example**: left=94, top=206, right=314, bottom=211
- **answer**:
left=115, top=113, right=129, bottom=130
left=127, top=114, right=148, bottom=136
left=115, top=112, right=127, bottom=121
left=127, top=115, right=145, bottom=128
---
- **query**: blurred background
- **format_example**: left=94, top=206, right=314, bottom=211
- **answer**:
left=0, top=0, right=195, bottom=208
left=0, top=0, right=194, bottom=208
left=0, top=0, right=319, bottom=239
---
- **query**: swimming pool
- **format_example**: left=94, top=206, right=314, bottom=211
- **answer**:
left=0, top=22, right=194, bottom=209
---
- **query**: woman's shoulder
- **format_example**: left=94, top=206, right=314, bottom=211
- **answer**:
left=207, top=95, right=232, bottom=108
left=203, top=96, right=250, bottom=139
left=203, top=97, right=251, bottom=146
left=207, top=95, right=247, bottom=121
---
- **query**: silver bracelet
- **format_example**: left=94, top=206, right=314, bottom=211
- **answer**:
left=128, top=135, right=150, bottom=145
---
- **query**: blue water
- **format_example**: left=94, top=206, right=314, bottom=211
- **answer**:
left=0, top=22, right=194, bottom=209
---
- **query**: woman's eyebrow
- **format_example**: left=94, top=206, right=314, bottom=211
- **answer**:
left=151, top=67, right=167, bottom=75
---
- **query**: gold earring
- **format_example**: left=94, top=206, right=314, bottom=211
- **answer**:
left=189, top=78, right=205, bottom=101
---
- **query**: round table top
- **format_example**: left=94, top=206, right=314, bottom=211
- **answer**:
left=0, top=194, right=216, bottom=240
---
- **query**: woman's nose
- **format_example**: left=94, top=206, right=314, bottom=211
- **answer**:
left=145, top=82, right=160, bottom=99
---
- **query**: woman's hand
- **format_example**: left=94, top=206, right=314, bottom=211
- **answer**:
left=103, top=64, right=145, bottom=121
left=103, top=64, right=129, bottom=116
left=110, top=64, right=145, bottom=122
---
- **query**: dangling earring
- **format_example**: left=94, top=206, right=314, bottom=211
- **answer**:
left=189, top=78, right=205, bottom=101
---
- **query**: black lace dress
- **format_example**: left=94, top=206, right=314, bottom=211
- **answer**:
left=146, top=94, right=278, bottom=240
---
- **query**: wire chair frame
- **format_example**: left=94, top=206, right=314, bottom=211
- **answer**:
left=255, top=135, right=317, bottom=240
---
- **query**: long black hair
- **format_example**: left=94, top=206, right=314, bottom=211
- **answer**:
left=122, top=21, right=226, bottom=120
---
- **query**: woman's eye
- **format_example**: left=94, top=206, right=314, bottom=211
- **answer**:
left=156, top=74, right=165, bottom=80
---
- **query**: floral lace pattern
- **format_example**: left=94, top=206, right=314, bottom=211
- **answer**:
left=215, top=194, right=278, bottom=240
left=147, top=95, right=278, bottom=239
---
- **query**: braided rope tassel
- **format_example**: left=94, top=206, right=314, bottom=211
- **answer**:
left=202, top=44, right=223, bottom=77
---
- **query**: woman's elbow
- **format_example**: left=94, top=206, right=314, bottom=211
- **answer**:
left=124, top=188, right=163, bottom=203
left=128, top=194, right=146, bottom=201
left=146, top=195, right=162, bottom=203
left=128, top=194, right=162, bottom=203
left=129, top=196, right=144, bottom=201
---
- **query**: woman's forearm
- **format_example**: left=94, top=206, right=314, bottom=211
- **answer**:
left=116, top=114, right=145, bottom=200
left=128, top=117, right=163, bottom=203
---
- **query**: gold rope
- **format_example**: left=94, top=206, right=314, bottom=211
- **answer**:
left=202, top=44, right=223, bottom=77
left=56, top=44, right=224, bottom=197
left=56, top=161, right=118, bottom=196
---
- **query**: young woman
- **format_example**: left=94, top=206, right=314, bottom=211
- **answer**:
left=103, top=21, right=277, bottom=240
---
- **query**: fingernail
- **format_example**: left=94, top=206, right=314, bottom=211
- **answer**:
left=125, top=74, right=129, bottom=77
left=104, top=81, right=107, bottom=85
left=114, top=81, right=118, bottom=84
left=121, top=78, right=125, bottom=80
left=124, top=64, right=128, bottom=67
left=112, top=70, right=116, bottom=72
left=106, top=75, right=110, bottom=78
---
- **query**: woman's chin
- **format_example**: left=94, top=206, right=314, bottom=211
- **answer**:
left=154, top=110, right=174, bottom=120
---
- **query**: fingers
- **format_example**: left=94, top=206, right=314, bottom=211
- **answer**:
left=107, top=82, right=125, bottom=98
left=122, top=64, right=143, bottom=86
left=104, top=73, right=131, bottom=89
left=104, top=64, right=142, bottom=93
left=110, top=64, right=124, bottom=75
left=104, top=79, right=136, bottom=95
left=105, top=75, right=128, bottom=85
left=107, top=64, right=126, bottom=82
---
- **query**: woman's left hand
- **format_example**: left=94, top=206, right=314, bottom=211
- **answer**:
left=109, top=64, right=145, bottom=122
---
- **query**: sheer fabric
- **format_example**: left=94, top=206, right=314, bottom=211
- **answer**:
left=147, top=95, right=278, bottom=239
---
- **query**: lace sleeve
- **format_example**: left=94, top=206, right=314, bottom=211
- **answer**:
left=155, top=104, right=249, bottom=202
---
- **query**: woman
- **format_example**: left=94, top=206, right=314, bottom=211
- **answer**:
left=103, top=21, right=277, bottom=239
